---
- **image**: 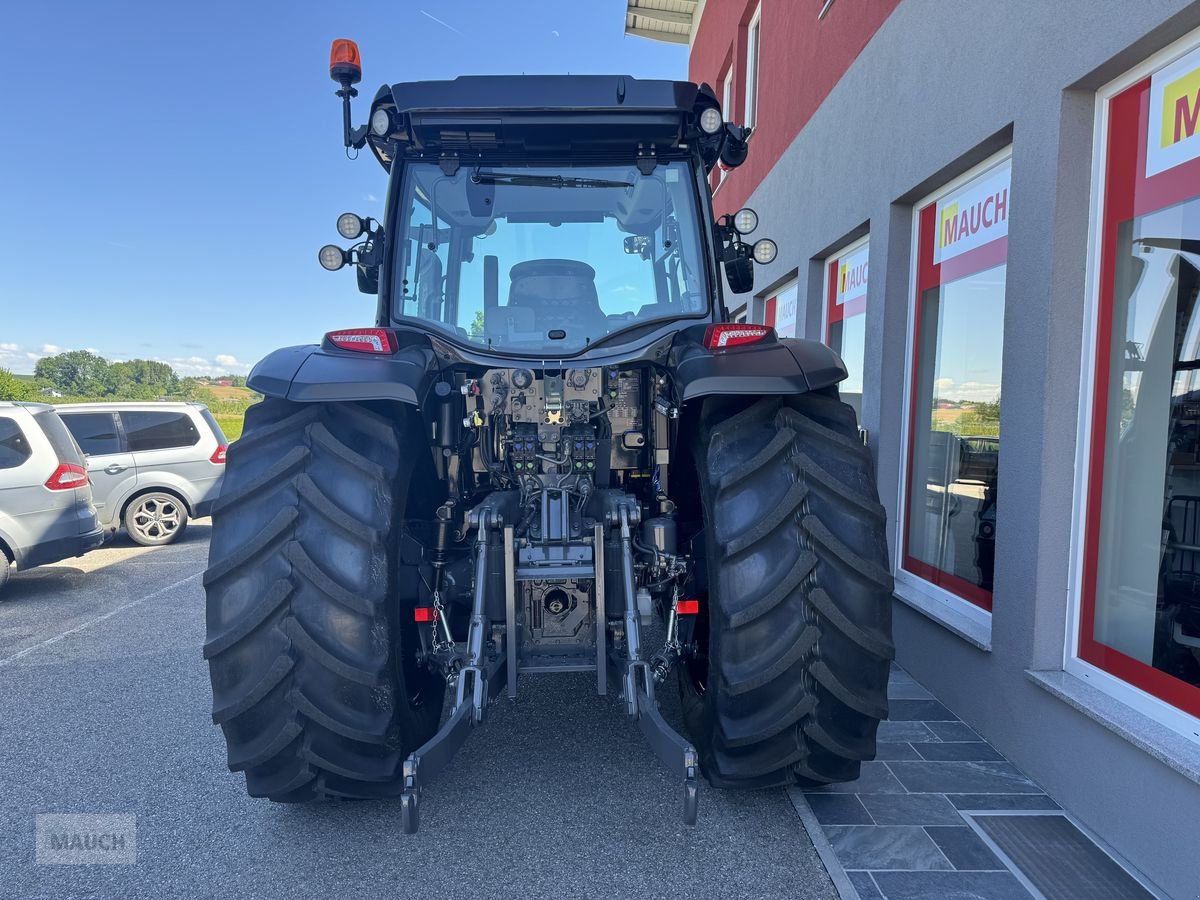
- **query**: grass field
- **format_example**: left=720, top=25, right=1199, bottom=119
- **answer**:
left=213, top=413, right=246, bottom=441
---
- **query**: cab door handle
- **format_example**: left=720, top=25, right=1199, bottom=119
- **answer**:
left=103, top=464, right=128, bottom=475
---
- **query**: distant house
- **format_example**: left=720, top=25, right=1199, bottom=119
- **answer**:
left=40, top=388, right=63, bottom=398
left=217, top=379, right=233, bottom=388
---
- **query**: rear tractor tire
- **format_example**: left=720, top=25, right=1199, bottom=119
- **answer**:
left=682, top=391, right=895, bottom=788
left=203, top=398, right=443, bottom=801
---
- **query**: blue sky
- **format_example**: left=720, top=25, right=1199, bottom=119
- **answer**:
left=0, top=1, right=685, bottom=377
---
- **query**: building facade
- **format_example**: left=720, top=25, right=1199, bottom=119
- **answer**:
left=627, top=1, right=1200, bottom=895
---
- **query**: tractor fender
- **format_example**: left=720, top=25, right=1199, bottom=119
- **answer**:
left=247, top=344, right=438, bottom=406
left=670, top=333, right=847, bottom=402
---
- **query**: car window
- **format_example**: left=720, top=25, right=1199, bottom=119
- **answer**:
left=198, top=408, right=227, bottom=444
left=0, top=416, right=32, bottom=469
left=60, top=412, right=122, bottom=456
left=121, top=411, right=200, bottom=452
left=33, top=410, right=86, bottom=465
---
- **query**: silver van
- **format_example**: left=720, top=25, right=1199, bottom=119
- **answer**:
left=0, top=402, right=106, bottom=594
left=57, top=402, right=227, bottom=546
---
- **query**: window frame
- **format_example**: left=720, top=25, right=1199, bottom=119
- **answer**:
left=743, top=4, right=762, bottom=132
left=896, top=147, right=1013, bottom=627
left=718, top=64, right=735, bottom=188
left=1067, top=26, right=1200, bottom=738
left=821, top=233, right=870, bottom=344
left=763, top=277, right=800, bottom=338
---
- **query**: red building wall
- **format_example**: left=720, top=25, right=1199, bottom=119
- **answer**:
left=689, top=0, right=902, bottom=216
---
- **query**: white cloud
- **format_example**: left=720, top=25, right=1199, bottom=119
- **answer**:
left=0, top=342, right=18, bottom=352
left=420, top=9, right=462, bottom=34
left=41, top=343, right=63, bottom=355
left=933, top=376, right=1001, bottom=403
left=365, top=193, right=379, bottom=203
left=154, top=355, right=251, bottom=378
left=551, top=29, right=560, bottom=37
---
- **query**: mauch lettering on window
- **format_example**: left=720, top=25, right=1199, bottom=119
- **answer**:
left=1146, top=43, right=1200, bottom=177
left=932, top=165, right=1011, bottom=266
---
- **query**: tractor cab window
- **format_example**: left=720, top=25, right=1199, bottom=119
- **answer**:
left=391, top=161, right=708, bottom=354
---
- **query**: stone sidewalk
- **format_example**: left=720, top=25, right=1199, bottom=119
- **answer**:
left=792, top=665, right=1159, bottom=899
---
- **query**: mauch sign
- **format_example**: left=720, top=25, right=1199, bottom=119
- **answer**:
left=1146, top=43, right=1200, bottom=178
left=836, top=243, right=869, bottom=309
left=933, top=162, right=1011, bottom=266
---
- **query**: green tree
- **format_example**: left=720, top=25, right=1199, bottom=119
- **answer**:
left=0, top=368, right=36, bottom=401
left=108, top=359, right=179, bottom=397
left=35, top=350, right=111, bottom=395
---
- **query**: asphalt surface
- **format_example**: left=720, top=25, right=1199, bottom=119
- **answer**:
left=0, top=525, right=836, bottom=900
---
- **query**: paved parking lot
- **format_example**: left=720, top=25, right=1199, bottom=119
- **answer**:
left=0, top=526, right=836, bottom=900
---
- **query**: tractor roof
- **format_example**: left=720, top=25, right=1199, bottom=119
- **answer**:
left=367, top=75, right=712, bottom=168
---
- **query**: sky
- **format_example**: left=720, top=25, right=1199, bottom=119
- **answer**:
left=0, top=1, right=686, bottom=377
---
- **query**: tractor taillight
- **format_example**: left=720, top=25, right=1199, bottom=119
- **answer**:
left=414, top=607, right=437, bottom=623
left=703, top=324, right=773, bottom=350
left=44, top=463, right=88, bottom=491
left=326, top=328, right=397, bottom=354
left=676, top=598, right=701, bottom=615
left=210, top=445, right=227, bottom=465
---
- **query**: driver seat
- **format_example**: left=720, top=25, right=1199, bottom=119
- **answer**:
left=507, top=260, right=608, bottom=336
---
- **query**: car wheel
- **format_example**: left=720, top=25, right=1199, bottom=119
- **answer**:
left=125, top=492, right=189, bottom=546
left=0, top=551, right=10, bottom=596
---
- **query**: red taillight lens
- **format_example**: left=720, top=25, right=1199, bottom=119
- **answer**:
left=45, top=463, right=89, bottom=491
left=210, top=445, right=227, bottom=465
left=414, top=607, right=438, bottom=623
left=326, top=328, right=397, bottom=354
left=676, top=598, right=701, bottom=615
left=703, top=324, right=773, bottom=350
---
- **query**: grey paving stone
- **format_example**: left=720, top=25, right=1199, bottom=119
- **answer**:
left=858, top=792, right=966, bottom=826
left=888, top=681, right=934, bottom=700
left=804, top=792, right=873, bottom=825
left=870, top=870, right=1034, bottom=899
left=877, top=720, right=940, bottom=742
left=874, top=741, right=922, bottom=760
left=927, top=721, right=981, bottom=741
left=825, top=826, right=954, bottom=871
left=887, top=761, right=1043, bottom=794
left=925, top=826, right=1006, bottom=870
left=947, top=793, right=1060, bottom=811
left=807, top=761, right=907, bottom=794
left=847, top=871, right=883, bottom=899
left=888, top=699, right=959, bottom=721
left=913, top=741, right=1005, bottom=761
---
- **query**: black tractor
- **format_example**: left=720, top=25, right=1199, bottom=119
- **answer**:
left=203, top=40, right=894, bottom=832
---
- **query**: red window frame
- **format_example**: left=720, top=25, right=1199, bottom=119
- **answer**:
left=902, top=163, right=1011, bottom=611
left=825, top=240, right=868, bottom=343
left=1079, top=71, right=1200, bottom=719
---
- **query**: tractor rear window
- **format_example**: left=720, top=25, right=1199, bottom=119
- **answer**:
left=391, top=160, right=709, bottom=354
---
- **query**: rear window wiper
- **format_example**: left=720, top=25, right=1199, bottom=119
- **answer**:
left=471, top=171, right=633, bottom=189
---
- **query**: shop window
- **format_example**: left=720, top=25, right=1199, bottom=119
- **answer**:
left=1080, top=37, right=1200, bottom=718
left=903, top=153, right=1011, bottom=611
left=824, top=237, right=869, bottom=417
left=744, top=5, right=761, bottom=131
left=764, top=279, right=799, bottom=338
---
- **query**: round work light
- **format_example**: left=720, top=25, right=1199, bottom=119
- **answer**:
left=318, top=245, right=348, bottom=271
left=336, top=212, right=365, bottom=240
left=752, top=238, right=778, bottom=265
left=733, top=208, right=759, bottom=235
left=699, top=107, right=723, bottom=134
left=370, top=107, right=393, bottom=137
